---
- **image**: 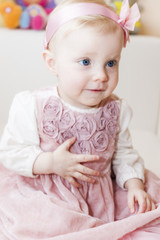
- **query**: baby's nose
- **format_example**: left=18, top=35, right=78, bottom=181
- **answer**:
left=93, top=67, right=108, bottom=82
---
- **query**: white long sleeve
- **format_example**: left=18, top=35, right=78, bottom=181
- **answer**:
left=112, top=100, right=145, bottom=189
left=0, top=91, right=42, bottom=177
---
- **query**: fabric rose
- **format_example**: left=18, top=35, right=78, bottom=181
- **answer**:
left=58, top=130, right=74, bottom=144
left=71, top=140, right=92, bottom=154
left=91, top=131, right=108, bottom=152
left=103, top=101, right=119, bottom=120
left=43, top=97, right=63, bottom=121
left=74, top=115, right=97, bottom=140
left=59, top=109, right=75, bottom=132
left=97, top=117, right=106, bottom=131
left=43, top=120, right=59, bottom=138
left=106, top=119, right=119, bottom=136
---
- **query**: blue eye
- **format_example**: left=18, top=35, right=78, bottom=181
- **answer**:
left=80, top=59, right=90, bottom=66
left=107, top=60, right=115, bottom=67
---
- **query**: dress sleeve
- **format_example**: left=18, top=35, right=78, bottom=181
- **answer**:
left=112, top=100, right=145, bottom=189
left=0, top=91, right=43, bottom=177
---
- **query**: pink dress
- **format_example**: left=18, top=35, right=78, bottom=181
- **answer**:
left=0, top=89, right=160, bottom=239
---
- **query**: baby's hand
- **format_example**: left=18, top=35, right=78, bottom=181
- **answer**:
left=128, top=188, right=156, bottom=214
left=125, top=178, right=156, bottom=214
left=128, top=185, right=156, bottom=214
left=52, top=137, right=100, bottom=187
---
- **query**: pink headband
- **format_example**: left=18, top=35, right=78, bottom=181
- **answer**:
left=44, top=0, right=140, bottom=49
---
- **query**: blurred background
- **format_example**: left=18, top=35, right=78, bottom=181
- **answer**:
left=0, top=0, right=160, bottom=37
left=137, top=0, right=160, bottom=37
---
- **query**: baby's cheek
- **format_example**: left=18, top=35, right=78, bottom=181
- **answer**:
left=72, top=80, right=86, bottom=92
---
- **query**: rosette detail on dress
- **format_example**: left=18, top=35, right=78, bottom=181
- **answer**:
left=39, top=96, right=120, bottom=173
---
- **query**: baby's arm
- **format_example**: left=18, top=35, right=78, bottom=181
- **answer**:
left=0, top=91, right=42, bottom=177
left=33, top=137, right=100, bottom=188
left=112, top=100, right=155, bottom=213
left=125, top=178, right=156, bottom=213
left=112, top=100, right=145, bottom=189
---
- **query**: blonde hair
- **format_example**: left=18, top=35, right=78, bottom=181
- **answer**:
left=48, top=0, right=121, bottom=50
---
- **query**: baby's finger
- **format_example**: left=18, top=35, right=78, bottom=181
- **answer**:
left=138, top=198, right=147, bottom=213
left=72, top=172, right=95, bottom=184
left=75, top=154, right=99, bottom=163
left=151, top=201, right=156, bottom=211
left=128, top=195, right=135, bottom=214
left=145, top=198, right=152, bottom=212
left=66, top=176, right=81, bottom=188
left=77, top=164, right=99, bottom=177
left=62, top=137, right=76, bottom=150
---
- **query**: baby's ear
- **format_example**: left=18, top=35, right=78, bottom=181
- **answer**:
left=42, top=50, right=56, bottom=74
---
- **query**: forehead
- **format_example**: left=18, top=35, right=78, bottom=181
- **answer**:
left=54, top=26, right=124, bottom=57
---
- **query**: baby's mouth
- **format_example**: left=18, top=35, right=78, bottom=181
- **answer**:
left=86, top=89, right=104, bottom=92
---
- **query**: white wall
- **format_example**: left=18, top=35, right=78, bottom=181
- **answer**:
left=0, top=29, right=57, bottom=135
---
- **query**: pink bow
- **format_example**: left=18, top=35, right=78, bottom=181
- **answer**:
left=118, top=0, right=140, bottom=31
